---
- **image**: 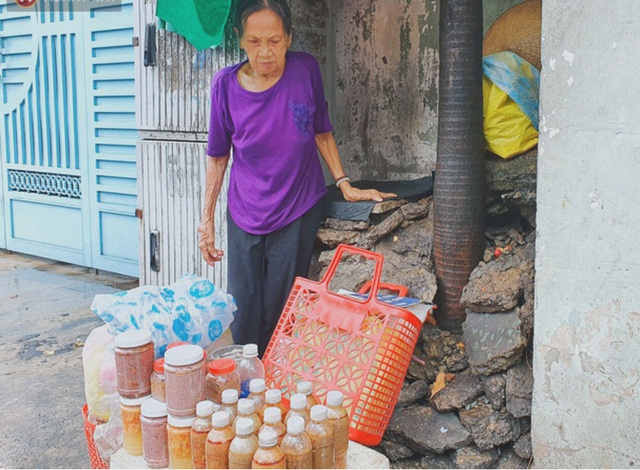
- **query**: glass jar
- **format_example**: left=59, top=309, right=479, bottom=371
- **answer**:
left=167, top=415, right=196, bottom=469
left=140, top=398, right=169, bottom=469
left=150, top=358, right=166, bottom=403
left=206, top=358, right=241, bottom=404
left=206, top=411, right=236, bottom=469
left=191, top=401, right=215, bottom=469
left=114, top=330, right=154, bottom=399
left=164, top=344, right=207, bottom=417
left=121, top=395, right=149, bottom=456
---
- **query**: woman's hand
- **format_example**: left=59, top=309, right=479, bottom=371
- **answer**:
left=339, top=181, right=397, bottom=203
left=198, top=217, right=224, bottom=265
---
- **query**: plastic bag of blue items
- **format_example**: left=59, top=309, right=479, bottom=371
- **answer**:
left=91, top=274, right=237, bottom=358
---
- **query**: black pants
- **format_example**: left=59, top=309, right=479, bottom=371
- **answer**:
left=227, top=200, right=325, bottom=356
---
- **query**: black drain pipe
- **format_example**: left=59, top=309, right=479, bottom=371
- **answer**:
left=433, top=0, right=485, bottom=332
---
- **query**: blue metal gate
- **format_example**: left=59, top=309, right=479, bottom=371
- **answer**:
left=0, top=0, right=137, bottom=276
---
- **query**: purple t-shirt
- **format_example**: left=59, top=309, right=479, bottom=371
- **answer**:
left=207, top=51, right=332, bottom=235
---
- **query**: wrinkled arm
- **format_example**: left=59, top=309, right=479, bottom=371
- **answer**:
left=198, top=155, right=229, bottom=265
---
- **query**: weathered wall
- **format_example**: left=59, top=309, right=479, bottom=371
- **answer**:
left=533, top=1, right=640, bottom=467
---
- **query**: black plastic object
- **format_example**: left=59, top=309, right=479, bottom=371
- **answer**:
left=144, top=23, right=156, bottom=67
left=433, top=0, right=486, bottom=333
left=150, top=230, right=160, bottom=272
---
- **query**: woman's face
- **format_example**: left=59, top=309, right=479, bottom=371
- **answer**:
left=240, top=9, right=292, bottom=78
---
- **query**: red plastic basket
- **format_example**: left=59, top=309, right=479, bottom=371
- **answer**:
left=263, top=244, right=424, bottom=446
left=82, top=404, right=109, bottom=469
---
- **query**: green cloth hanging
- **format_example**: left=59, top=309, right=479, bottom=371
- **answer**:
left=156, top=0, right=232, bottom=50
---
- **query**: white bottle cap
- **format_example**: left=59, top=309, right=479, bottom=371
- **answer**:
left=196, top=400, right=216, bottom=417
left=212, top=411, right=231, bottom=428
left=297, top=380, right=313, bottom=396
left=310, top=404, right=328, bottom=421
left=243, top=343, right=259, bottom=358
left=286, top=415, right=305, bottom=435
left=168, top=415, right=196, bottom=428
left=250, top=378, right=266, bottom=393
left=114, top=329, right=152, bottom=349
left=121, top=395, right=151, bottom=407
left=237, top=398, right=255, bottom=414
left=263, top=407, right=281, bottom=424
left=290, top=393, right=307, bottom=411
left=236, top=417, right=254, bottom=435
left=222, top=389, right=239, bottom=404
left=164, top=344, right=204, bottom=366
left=140, top=397, right=167, bottom=418
left=259, top=428, right=278, bottom=447
left=326, top=390, right=344, bottom=407
left=265, top=389, right=282, bottom=404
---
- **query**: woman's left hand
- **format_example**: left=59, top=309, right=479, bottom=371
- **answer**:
left=340, top=181, right=397, bottom=203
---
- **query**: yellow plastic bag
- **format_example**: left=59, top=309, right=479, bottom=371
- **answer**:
left=483, top=75, right=538, bottom=158
left=483, top=75, right=538, bottom=159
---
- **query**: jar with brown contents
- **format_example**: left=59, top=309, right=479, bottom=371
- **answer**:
left=140, top=398, right=169, bottom=469
left=280, top=415, right=312, bottom=469
left=259, top=407, right=285, bottom=446
left=114, top=330, right=154, bottom=399
left=206, top=411, right=236, bottom=469
left=164, top=344, right=207, bottom=417
left=234, top=398, right=262, bottom=436
left=121, top=395, right=148, bottom=456
left=206, top=358, right=241, bottom=404
left=326, top=391, right=349, bottom=469
left=150, top=358, right=165, bottom=403
left=306, top=405, right=335, bottom=469
left=229, top=417, right=259, bottom=469
left=285, top=393, right=310, bottom=426
left=167, top=415, right=195, bottom=469
left=191, top=400, right=215, bottom=469
left=252, top=428, right=285, bottom=469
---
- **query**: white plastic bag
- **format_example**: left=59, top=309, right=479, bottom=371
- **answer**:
left=82, top=325, right=119, bottom=422
left=91, top=274, right=236, bottom=358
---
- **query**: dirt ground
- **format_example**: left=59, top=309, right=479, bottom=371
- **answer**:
left=0, top=250, right=138, bottom=469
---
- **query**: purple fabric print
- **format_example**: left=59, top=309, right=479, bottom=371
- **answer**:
left=289, top=100, right=313, bottom=133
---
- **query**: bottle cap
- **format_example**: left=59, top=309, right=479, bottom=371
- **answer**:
left=222, top=389, right=239, bottom=404
left=212, top=411, right=231, bottom=427
left=196, top=400, right=216, bottom=417
left=114, top=329, right=152, bottom=349
left=236, top=417, right=254, bottom=435
left=209, top=358, right=236, bottom=375
left=153, top=358, right=165, bottom=374
left=290, top=393, right=307, bottom=411
left=250, top=378, right=266, bottom=393
left=141, top=398, right=167, bottom=418
left=286, top=415, right=305, bottom=435
left=237, top=398, right=255, bottom=414
left=121, top=395, right=151, bottom=407
left=265, top=389, right=282, bottom=404
left=259, top=428, right=278, bottom=447
left=326, top=390, right=344, bottom=407
left=167, top=341, right=190, bottom=350
left=243, top=343, right=259, bottom=358
left=297, top=380, right=313, bottom=396
left=310, top=404, right=328, bottom=421
left=164, top=344, right=204, bottom=366
left=263, top=407, right=281, bottom=424
left=168, top=415, right=196, bottom=428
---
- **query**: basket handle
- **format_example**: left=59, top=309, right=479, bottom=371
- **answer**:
left=358, top=281, right=409, bottom=298
left=321, top=244, right=384, bottom=301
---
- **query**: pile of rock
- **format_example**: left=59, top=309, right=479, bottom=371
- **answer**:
left=309, top=149, right=537, bottom=469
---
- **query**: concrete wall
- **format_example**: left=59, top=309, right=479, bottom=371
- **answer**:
left=533, top=1, right=640, bottom=467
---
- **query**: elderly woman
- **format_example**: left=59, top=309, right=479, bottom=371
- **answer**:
left=199, top=0, right=394, bottom=355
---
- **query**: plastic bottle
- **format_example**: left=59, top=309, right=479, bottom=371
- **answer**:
left=229, top=417, right=259, bottom=469
left=285, top=393, right=310, bottom=426
left=306, top=405, right=335, bottom=469
left=326, top=391, right=349, bottom=469
left=280, top=415, right=313, bottom=469
left=120, top=395, right=148, bottom=456
left=264, top=389, right=288, bottom=419
left=150, top=358, right=166, bottom=403
left=140, top=398, right=169, bottom=469
left=191, top=400, right=215, bottom=469
left=251, top=428, right=285, bottom=469
left=236, top=344, right=265, bottom=398
left=259, top=407, right=286, bottom=446
left=206, top=411, right=236, bottom=469
left=167, top=415, right=196, bottom=469
left=297, top=381, right=319, bottom=411
left=220, top=389, right=240, bottom=424
left=234, top=398, right=262, bottom=436
left=248, top=379, right=266, bottom=419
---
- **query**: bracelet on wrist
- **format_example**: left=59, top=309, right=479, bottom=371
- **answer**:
left=336, top=176, right=351, bottom=188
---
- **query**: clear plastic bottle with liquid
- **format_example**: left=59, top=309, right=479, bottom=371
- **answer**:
left=248, top=378, right=267, bottom=419
left=191, top=400, right=215, bottom=469
left=205, top=411, right=236, bottom=469
left=280, top=415, right=313, bottom=469
left=251, top=428, right=285, bottom=469
left=285, top=393, right=310, bottom=426
left=326, top=391, right=349, bottom=469
left=297, top=381, right=319, bottom=412
left=229, top=417, right=259, bottom=469
left=259, top=407, right=286, bottom=446
left=220, top=388, right=240, bottom=424
left=306, top=405, right=335, bottom=469
left=237, top=344, right=265, bottom=398
left=234, top=398, right=262, bottom=436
